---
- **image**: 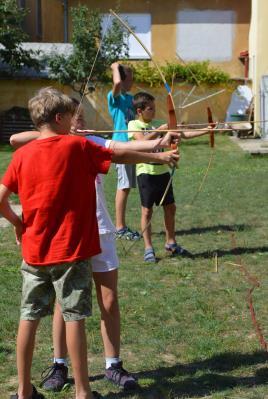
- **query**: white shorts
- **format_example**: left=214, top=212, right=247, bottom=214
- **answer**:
left=91, top=233, right=119, bottom=273
left=115, top=164, right=136, bottom=190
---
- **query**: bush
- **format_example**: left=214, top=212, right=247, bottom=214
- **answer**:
left=132, top=61, right=231, bottom=87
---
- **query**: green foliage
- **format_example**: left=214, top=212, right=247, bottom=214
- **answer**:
left=132, top=61, right=161, bottom=87
left=133, top=60, right=231, bottom=87
left=47, top=6, right=129, bottom=91
left=0, top=0, right=39, bottom=73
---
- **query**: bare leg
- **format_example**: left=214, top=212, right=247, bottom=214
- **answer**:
left=53, top=302, right=67, bottom=358
left=141, top=206, right=153, bottom=249
left=115, top=188, right=130, bottom=230
left=17, top=319, right=39, bottom=399
left=93, top=270, right=120, bottom=357
left=65, top=319, right=93, bottom=399
left=163, top=203, right=176, bottom=244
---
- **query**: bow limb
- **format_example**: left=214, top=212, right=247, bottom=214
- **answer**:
left=110, top=10, right=178, bottom=130
left=110, top=9, right=179, bottom=247
left=167, top=93, right=178, bottom=181
left=167, top=94, right=177, bottom=131
left=110, top=9, right=168, bottom=89
left=207, top=107, right=216, bottom=148
left=110, top=9, right=179, bottom=154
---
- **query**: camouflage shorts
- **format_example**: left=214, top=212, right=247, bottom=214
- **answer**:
left=20, top=259, right=92, bottom=322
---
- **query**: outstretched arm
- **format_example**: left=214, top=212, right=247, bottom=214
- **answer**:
left=111, top=148, right=179, bottom=168
left=0, top=184, right=23, bottom=244
left=10, top=131, right=40, bottom=149
left=109, top=132, right=180, bottom=152
left=181, top=126, right=214, bottom=140
left=132, top=123, right=168, bottom=141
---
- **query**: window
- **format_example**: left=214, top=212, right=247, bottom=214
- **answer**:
left=176, top=10, right=235, bottom=61
left=102, top=13, right=151, bottom=59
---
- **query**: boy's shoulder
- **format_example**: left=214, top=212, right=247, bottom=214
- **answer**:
left=129, top=119, right=157, bottom=129
left=108, top=90, right=133, bottom=102
left=13, top=135, right=88, bottom=156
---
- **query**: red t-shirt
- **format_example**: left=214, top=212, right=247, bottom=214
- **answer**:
left=1, top=135, right=113, bottom=266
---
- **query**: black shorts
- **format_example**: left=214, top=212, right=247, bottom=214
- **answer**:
left=137, top=173, right=175, bottom=208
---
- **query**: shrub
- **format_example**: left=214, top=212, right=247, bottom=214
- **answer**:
left=132, top=60, right=231, bottom=87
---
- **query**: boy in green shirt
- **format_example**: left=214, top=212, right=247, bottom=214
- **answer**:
left=128, top=91, right=212, bottom=262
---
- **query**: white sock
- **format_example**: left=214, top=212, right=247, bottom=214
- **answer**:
left=54, top=357, right=68, bottom=366
left=105, top=357, right=121, bottom=369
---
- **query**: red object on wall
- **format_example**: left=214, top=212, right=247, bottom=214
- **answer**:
left=239, top=50, right=249, bottom=79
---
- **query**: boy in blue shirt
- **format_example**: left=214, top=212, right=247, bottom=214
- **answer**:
left=107, top=62, right=140, bottom=240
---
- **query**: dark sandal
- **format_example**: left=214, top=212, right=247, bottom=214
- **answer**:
left=144, top=248, right=156, bottom=263
left=10, top=385, right=45, bottom=399
left=165, top=243, right=191, bottom=257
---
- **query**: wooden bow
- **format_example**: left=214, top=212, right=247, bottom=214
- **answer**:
left=110, top=9, right=179, bottom=247
left=110, top=9, right=179, bottom=184
left=207, top=106, right=216, bottom=148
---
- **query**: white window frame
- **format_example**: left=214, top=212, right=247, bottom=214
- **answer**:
left=176, top=9, right=235, bottom=62
left=102, top=13, right=151, bottom=59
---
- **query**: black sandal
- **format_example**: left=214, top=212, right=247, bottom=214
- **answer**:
left=10, top=385, right=45, bottom=399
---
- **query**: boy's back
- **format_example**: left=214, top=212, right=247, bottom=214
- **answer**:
left=2, top=134, right=112, bottom=265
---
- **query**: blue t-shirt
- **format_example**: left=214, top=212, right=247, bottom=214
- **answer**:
left=107, top=90, right=135, bottom=142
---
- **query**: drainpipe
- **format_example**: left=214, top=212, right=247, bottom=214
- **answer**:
left=63, top=0, right=68, bottom=42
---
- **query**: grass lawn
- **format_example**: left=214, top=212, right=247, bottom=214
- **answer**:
left=1, top=135, right=268, bottom=398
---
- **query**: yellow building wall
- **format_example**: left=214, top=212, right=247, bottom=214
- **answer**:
left=23, top=0, right=251, bottom=78
left=41, top=0, right=64, bottom=43
left=249, top=0, right=268, bottom=136
left=23, top=0, right=39, bottom=41
left=0, top=80, right=233, bottom=133
left=23, top=0, right=64, bottom=42
left=54, top=0, right=251, bottom=78
left=0, top=80, right=71, bottom=114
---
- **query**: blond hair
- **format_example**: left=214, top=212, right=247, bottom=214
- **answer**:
left=28, top=87, right=75, bottom=128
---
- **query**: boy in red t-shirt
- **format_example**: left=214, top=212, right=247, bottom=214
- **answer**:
left=0, top=88, right=179, bottom=399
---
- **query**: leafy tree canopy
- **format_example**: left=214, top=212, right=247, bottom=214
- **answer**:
left=48, top=6, right=129, bottom=93
left=0, top=0, right=39, bottom=73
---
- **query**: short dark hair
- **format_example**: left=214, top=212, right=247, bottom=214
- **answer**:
left=118, top=64, right=132, bottom=81
left=132, top=92, right=155, bottom=112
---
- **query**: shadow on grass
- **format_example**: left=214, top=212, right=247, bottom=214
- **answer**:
left=157, top=224, right=252, bottom=237
left=155, top=245, right=268, bottom=261
left=188, top=245, right=268, bottom=260
left=102, top=351, right=268, bottom=398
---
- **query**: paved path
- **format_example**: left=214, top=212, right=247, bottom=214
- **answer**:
left=230, top=137, right=268, bottom=155
left=0, top=204, right=22, bottom=228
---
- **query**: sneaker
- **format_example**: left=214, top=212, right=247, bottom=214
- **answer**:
left=144, top=248, right=157, bottom=263
left=10, top=385, right=45, bottom=399
left=165, top=243, right=191, bottom=257
left=105, top=361, right=138, bottom=390
left=115, top=227, right=141, bottom=241
left=41, top=362, right=68, bottom=392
